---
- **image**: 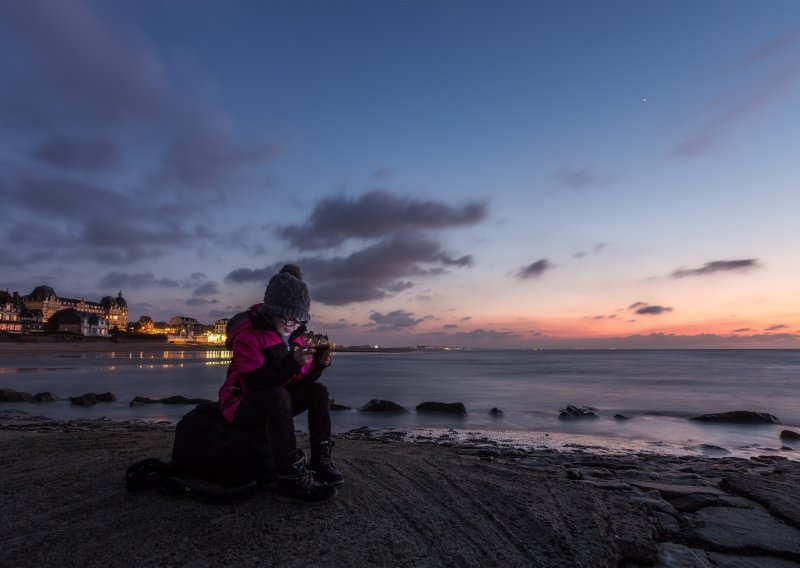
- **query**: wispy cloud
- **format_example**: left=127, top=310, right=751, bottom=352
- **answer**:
left=671, top=259, right=759, bottom=278
left=553, top=167, right=617, bottom=190
left=517, top=259, right=553, bottom=279
left=673, top=29, right=800, bottom=157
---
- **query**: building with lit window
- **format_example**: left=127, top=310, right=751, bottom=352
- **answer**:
left=0, top=291, right=22, bottom=333
left=21, top=286, right=128, bottom=328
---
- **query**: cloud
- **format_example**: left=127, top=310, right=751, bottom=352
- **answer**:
left=98, top=271, right=213, bottom=291
left=443, top=324, right=458, bottom=329
left=31, top=136, right=119, bottom=171
left=99, top=271, right=180, bottom=289
left=766, top=324, right=788, bottom=331
left=732, top=328, right=753, bottom=332
left=368, top=310, right=424, bottom=330
left=575, top=243, right=608, bottom=258
left=552, top=167, right=616, bottom=190
left=673, top=30, right=800, bottom=157
left=208, top=307, right=244, bottom=320
left=226, top=235, right=475, bottom=306
left=671, top=259, right=759, bottom=278
left=448, top=328, right=520, bottom=341
left=628, top=302, right=673, bottom=316
left=185, top=297, right=219, bottom=306
left=0, top=1, right=279, bottom=268
left=517, top=259, right=553, bottom=279
left=193, top=281, right=220, bottom=296
left=276, top=190, right=488, bottom=250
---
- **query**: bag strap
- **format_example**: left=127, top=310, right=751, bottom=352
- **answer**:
left=125, top=458, right=258, bottom=505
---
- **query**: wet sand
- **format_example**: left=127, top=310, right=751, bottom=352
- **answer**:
left=2, top=410, right=799, bottom=567
left=0, top=339, right=218, bottom=354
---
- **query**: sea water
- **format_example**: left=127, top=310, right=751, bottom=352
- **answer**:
left=1, top=349, right=798, bottom=457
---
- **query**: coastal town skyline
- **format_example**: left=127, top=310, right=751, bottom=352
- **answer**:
left=1, top=1, right=799, bottom=349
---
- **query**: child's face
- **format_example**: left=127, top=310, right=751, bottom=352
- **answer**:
left=270, top=314, right=302, bottom=338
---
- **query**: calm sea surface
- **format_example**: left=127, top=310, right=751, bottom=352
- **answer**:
left=2, top=349, right=798, bottom=457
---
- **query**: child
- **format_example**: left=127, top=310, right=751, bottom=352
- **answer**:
left=218, top=264, right=342, bottom=504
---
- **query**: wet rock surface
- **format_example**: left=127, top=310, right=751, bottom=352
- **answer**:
left=357, top=399, right=409, bottom=413
left=2, top=409, right=799, bottom=567
left=416, top=401, right=467, bottom=415
left=343, top=426, right=800, bottom=567
left=690, top=411, right=782, bottom=424
left=70, top=392, right=116, bottom=406
left=559, top=404, right=599, bottom=418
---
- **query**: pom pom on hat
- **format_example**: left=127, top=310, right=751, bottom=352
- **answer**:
left=260, top=265, right=310, bottom=322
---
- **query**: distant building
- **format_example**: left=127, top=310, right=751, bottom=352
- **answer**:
left=21, top=286, right=128, bottom=328
left=0, top=291, right=22, bottom=333
left=169, top=316, right=204, bottom=340
left=137, top=316, right=155, bottom=333
left=214, top=318, right=229, bottom=335
left=48, top=309, right=109, bottom=336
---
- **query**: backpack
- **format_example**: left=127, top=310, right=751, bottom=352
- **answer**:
left=125, top=402, right=270, bottom=505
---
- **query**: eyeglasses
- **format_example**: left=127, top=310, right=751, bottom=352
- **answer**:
left=280, top=315, right=307, bottom=328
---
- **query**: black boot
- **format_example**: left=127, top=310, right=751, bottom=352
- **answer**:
left=309, top=440, right=345, bottom=485
left=275, top=450, right=337, bottom=505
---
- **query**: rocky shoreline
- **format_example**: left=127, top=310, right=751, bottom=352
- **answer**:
left=2, top=409, right=800, bottom=567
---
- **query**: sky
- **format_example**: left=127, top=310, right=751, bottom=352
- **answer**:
left=1, top=0, right=799, bottom=349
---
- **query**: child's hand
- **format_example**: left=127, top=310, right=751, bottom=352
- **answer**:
left=314, top=345, right=332, bottom=368
left=292, top=345, right=314, bottom=366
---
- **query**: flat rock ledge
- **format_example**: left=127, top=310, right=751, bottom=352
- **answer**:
left=1, top=410, right=800, bottom=567
left=343, top=426, right=800, bottom=567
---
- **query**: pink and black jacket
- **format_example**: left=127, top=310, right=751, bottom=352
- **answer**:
left=218, top=304, right=323, bottom=423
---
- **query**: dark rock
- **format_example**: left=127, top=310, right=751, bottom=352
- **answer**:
left=706, top=552, right=800, bottom=568
left=631, top=481, right=725, bottom=499
left=559, top=404, right=599, bottom=418
left=32, top=392, right=58, bottom=403
left=655, top=543, right=710, bottom=567
left=780, top=429, right=800, bottom=441
left=654, top=512, right=681, bottom=536
left=488, top=407, right=504, bottom=417
left=331, top=403, right=351, bottom=411
left=358, top=399, right=409, bottom=413
left=689, top=505, right=800, bottom=556
left=689, top=411, right=781, bottom=424
left=416, top=401, right=467, bottom=415
left=722, top=470, right=800, bottom=529
left=613, top=413, right=630, bottom=420
left=70, top=392, right=116, bottom=405
left=70, top=393, right=97, bottom=406
left=0, top=388, right=34, bottom=402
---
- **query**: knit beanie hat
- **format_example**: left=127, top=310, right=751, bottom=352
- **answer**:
left=260, top=264, right=310, bottom=322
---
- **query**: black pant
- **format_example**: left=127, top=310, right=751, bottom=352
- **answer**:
left=233, top=381, right=331, bottom=468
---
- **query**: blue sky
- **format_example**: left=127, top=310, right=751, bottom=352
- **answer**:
left=1, top=0, right=799, bottom=348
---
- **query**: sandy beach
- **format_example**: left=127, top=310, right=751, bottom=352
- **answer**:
left=2, top=409, right=799, bottom=568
